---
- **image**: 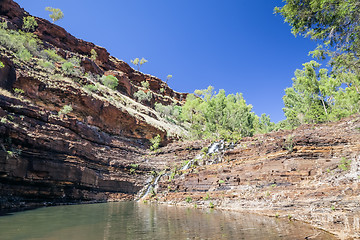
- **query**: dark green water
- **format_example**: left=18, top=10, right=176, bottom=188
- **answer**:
left=0, top=202, right=335, bottom=240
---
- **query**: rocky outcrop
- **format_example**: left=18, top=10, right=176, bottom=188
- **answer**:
left=152, top=115, right=360, bottom=239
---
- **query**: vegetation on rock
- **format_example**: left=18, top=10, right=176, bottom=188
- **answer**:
left=22, top=16, right=38, bottom=32
left=181, top=86, right=257, bottom=140
left=100, top=75, right=118, bottom=90
left=150, top=134, right=161, bottom=151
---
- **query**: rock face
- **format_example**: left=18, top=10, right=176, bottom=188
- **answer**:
left=0, top=0, right=186, bottom=210
left=1, top=0, right=360, bottom=238
left=153, top=115, right=360, bottom=238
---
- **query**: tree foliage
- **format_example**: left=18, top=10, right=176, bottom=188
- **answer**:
left=275, top=0, right=360, bottom=76
left=275, top=0, right=360, bottom=50
left=181, top=86, right=257, bottom=140
left=276, top=0, right=360, bottom=128
left=22, top=16, right=38, bottom=32
left=45, top=7, right=64, bottom=23
left=283, top=60, right=360, bottom=128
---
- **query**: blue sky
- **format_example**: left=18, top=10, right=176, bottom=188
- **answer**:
left=16, top=0, right=318, bottom=122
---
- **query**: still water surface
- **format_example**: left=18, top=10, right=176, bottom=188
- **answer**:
left=0, top=202, right=335, bottom=240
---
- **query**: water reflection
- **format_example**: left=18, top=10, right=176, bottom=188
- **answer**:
left=0, top=202, right=335, bottom=240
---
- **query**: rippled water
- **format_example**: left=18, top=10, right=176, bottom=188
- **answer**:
left=0, top=202, right=335, bottom=240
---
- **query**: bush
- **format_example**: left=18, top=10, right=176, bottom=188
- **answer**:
left=38, top=60, right=55, bottom=70
left=68, top=56, right=81, bottom=67
left=83, top=84, right=98, bottom=92
left=13, top=88, right=24, bottom=95
left=141, top=81, right=150, bottom=89
left=100, top=75, right=118, bottom=90
left=42, top=49, right=64, bottom=63
left=90, top=49, right=97, bottom=61
left=61, top=61, right=74, bottom=74
left=58, top=105, right=73, bottom=116
left=0, top=21, right=7, bottom=29
left=155, top=103, right=182, bottom=121
left=338, top=157, right=351, bottom=171
left=0, top=61, right=4, bottom=68
left=22, top=16, right=38, bottom=32
left=134, top=90, right=152, bottom=103
left=0, top=28, right=40, bottom=56
left=17, top=48, right=32, bottom=61
left=181, top=86, right=256, bottom=140
left=150, top=134, right=161, bottom=151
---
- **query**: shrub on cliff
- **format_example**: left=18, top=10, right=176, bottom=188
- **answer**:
left=90, top=49, right=97, bottom=61
left=134, top=90, right=152, bottom=103
left=17, top=48, right=32, bottom=61
left=38, top=60, right=55, bottom=71
left=100, top=75, right=118, bottom=90
left=150, top=134, right=161, bottom=151
left=0, top=61, right=4, bottom=68
left=0, top=28, right=40, bottom=57
left=22, top=16, right=38, bottom=32
left=141, top=81, right=150, bottom=89
left=62, top=61, right=74, bottom=74
left=58, top=105, right=73, bottom=116
left=155, top=103, right=182, bottom=122
left=42, top=49, right=64, bottom=63
left=83, top=84, right=99, bottom=92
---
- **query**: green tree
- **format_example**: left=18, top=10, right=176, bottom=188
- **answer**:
left=181, top=86, right=256, bottom=140
left=282, top=60, right=359, bottom=127
left=275, top=0, right=360, bottom=79
left=45, top=7, right=64, bottom=23
left=276, top=0, right=360, bottom=127
left=256, top=114, right=276, bottom=134
left=22, top=16, right=38, bottom=32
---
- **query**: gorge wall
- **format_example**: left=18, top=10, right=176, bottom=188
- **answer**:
left=0, top=0, right=186, bottom=210
left=1, top=1, right=360, bottom=239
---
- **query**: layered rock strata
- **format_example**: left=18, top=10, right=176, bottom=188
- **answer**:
left=0, top=0, right=186, bottom=210
left=155, top=116, right=360, bottom=239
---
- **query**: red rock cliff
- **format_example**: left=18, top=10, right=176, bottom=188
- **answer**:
left=0, top=0, right=186, bottom=210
